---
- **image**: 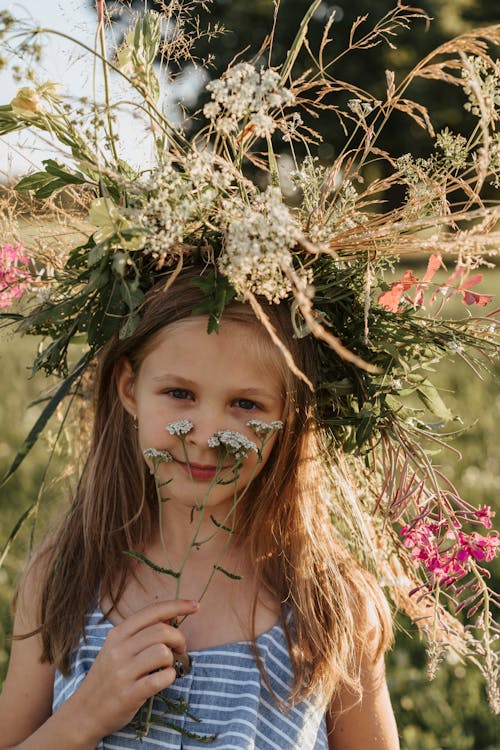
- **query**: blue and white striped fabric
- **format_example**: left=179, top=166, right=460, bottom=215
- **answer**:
left=53, top=606, right=328, bottom=749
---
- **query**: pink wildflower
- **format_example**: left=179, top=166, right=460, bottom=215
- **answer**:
left=0, top=243, right=31, bottom=308
left=377, top=269, right=420, bottom=312
left=378, top=255, right=493, bottom=312
left=378, top=254, right=441, bottom=312
left=474, top=505, right=494, bottom=529
left=401, top=519, right=499, bottom=588
left=413, top=254, right=442, bottom=306
left=435, top=266, right=493, bottom=307
left=457, top=531, right=499, bottom=562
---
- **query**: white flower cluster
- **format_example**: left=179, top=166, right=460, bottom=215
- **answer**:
left=462, top=56, right=500, bottom=123
left=281, top=112, right=303, bottom=143
left=166, top=419, right=194, bottom=436
left=136, top=165, right=193, bottom=262
left=203, top=62, right=295, bottom=137
left=220, top=186, right=302, bottom=302
left=208, top=430, right=258, bottom=461
left=347, top=98, right=380, bottom=117
left=246, top=419, right=283, bottom=437
left=136, top=153, right=234, bottom=264
left=436, top=128, right=468, bottom=170
left=143, top=448, right=173, bottom=462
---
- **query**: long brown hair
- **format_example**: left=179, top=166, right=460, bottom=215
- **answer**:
left=28, top=265, right=392, bottom=706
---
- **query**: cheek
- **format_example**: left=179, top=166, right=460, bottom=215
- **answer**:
left=252, top=432, right=281, bottom=475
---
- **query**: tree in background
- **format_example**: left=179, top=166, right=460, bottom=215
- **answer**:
left=100, top=0, right=499, bottom=172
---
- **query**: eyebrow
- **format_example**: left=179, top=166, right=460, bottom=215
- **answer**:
left=152, top=374, right=198, bottom=387
left=152, top=374, right=278, bottom=400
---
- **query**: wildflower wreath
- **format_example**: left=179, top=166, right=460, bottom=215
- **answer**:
left=0, top=0, right=499, bottom=715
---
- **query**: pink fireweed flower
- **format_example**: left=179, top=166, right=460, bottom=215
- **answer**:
left=0, top=243, right=31, bottom=308
left=401, top=519, right=499, bottom=586
left=474, top=505, right=494, bottom=529
left=457, top=531, right=499, bottom=563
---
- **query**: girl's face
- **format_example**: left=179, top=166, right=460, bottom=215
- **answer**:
left=117, top=316, right=284, bottom=514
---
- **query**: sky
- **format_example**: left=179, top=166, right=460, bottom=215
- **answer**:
left=0, top=0, right=206, bottom=177
left=0, top=1, right=98, bottom=175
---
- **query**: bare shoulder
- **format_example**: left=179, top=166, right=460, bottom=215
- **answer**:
left=326, top=637, right=399, bottom=750
left=0, top=546, right=56, bottom=745
left=326, top=584, right=399, bottom=750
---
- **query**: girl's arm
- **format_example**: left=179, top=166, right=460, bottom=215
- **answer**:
left=0, top=564, right=199, bottom=750
left=326, top=618, right=400, bottom=750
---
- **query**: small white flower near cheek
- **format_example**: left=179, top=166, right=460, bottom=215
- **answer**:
left=166, top=419, right=194, bottom=436
left=246, top=419, right=283, bottom=437
left=208, top=430, right=258, bottom=461
left=143, top=448, right=174, bottom=461
left=143, top=448, right=174, bottom=475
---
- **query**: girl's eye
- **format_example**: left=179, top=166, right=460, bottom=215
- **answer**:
left=166, top=388, right=192, bottom=400
left=234, top=398, right=259, bottom=411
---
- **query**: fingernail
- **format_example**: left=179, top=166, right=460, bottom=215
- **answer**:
left=190, top=600, right=199, bottom=610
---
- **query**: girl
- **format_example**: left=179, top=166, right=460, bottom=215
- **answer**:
left=0, top=266, right=399, bottom=749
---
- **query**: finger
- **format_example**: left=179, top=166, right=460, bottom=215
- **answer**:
left=137, top=666, right=177, bottom=700
left=130, top=621, right=187, bottom=657
left=132, top=642, right=174, bottom=679
left=117, top=600, right=199, bottom=639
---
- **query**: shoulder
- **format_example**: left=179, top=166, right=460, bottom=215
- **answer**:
left=326, top=595, right=399, bottom=750
left=0, top=545, right=56, bottom=745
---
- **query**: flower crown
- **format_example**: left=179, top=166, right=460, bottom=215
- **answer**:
left=0, top=1, right=499, bottom=709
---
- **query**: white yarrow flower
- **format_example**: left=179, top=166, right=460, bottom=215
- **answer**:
left=208, top=430, right=258, bottom=460
left=220, top=186, right=303, bottom=302
left=143, top=448, right=173, bottom=462
left=203, top=62, right=295, bottom=137
left=246, top=419, right=283, bottom=436
left=166, top=420, right=194, bottom=436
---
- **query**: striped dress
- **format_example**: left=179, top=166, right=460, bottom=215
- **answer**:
left=53, top=605, right=329, bottom=749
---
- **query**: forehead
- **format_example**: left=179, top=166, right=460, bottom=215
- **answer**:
left=140, top=316, right=285, bottom=391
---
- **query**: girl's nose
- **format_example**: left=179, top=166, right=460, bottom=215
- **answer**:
left=185, top=408, right=225, bottom=448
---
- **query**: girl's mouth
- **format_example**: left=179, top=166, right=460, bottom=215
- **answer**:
left=175, top=460, right=236, bottom=482
left=176, top=460, right=218, bottom=482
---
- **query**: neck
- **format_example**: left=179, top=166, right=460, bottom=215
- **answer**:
left=151, top=495, right=243, bottom=576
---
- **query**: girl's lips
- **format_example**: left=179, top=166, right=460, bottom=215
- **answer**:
left=175, top=460, right=234, bottom=482
left=176, top=460, right=218, bottom=482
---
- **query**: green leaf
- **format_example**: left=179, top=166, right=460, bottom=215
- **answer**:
left=88, top=245, right=109, bottom=268
left=213, top=565, right=242, bottom=580
left=209, top=514, right=234, bottom=533
left=15, top=171, right=54, bottom=193
left=0, top=104, right=25, bottom=136
left=119, top=313, right=141, bottom=339
left=43, top=158, right=86, bottom=182
left=192, top=271, right=236, bottom=334
left=355, top=411, right=376, bottom=448
left=15, top=159, right=86, bottom=199
left=120, top=281, right=144, bottom=312
left=416, top=379, right=453, bottom=422
left=0, top=353, right=90, bottom=489
left=123, top=550, right=180, bottom=577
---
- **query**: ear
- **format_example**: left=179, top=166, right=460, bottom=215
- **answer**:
left=115, top=356, right=137, bottom=416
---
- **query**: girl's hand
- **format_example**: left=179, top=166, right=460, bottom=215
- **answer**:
left=69, top=599, right=198, bottom=743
